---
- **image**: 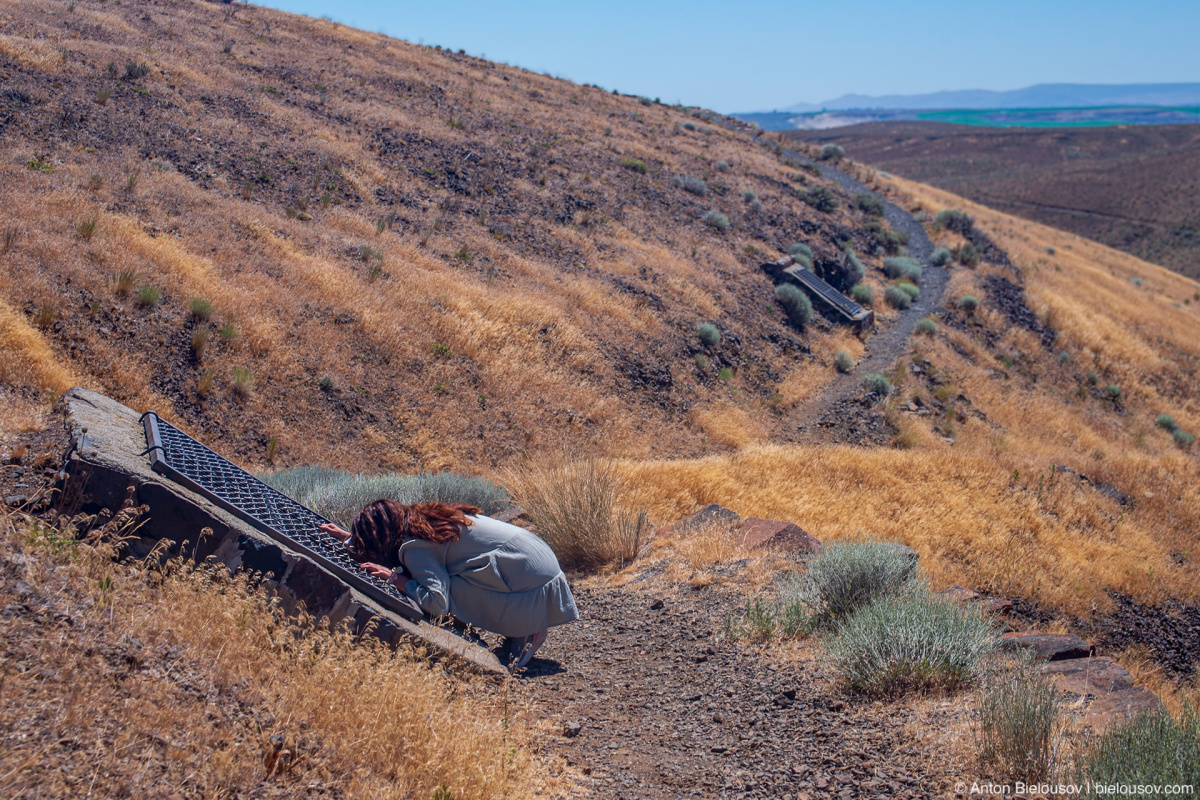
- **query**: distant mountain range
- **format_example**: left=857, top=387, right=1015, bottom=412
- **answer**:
left=773, top=83, right=1200, bottom=113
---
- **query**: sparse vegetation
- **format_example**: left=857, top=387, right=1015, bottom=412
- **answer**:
left=931, top=246, right=952, bottom=267
left=506, top=457, right=646, bottom=571
left=824, top=588, right=999, bottom=697
left=76, top=216, right=98, bottom=241
left=263, top=466, right=509, bottom=526
left=619, top=157, right=648, bottom=174
left=196, top=370, right=215, bottom=396
left=190, top=326, right=211, bottom=361
left=673, top=175, right=707, bottom=196
left=217, top=321, right=237, bottom=342
left=958, top=295, right=979, bottom=313
left=850, top=284, right=873, bottom=305
left=914, top=317, right=937, bottom=336
left=232, top=366, right=253, bottom=398
left=842, top=250, right=865, bottom=285
left=834, top=350, right=853, bottom=373
left=974, top=657, right=1062, bottom=782
left=819, top=143, right=845, bottom=161
left=123, top=60, right=151, bottom=80
left=1174, top=429, right=1196, bottom=448
left=895, top=281, right=920, bottom=302
left=702, top=210, right=730, bottom=231
left=775, top=283, right=813, bottom=327
left=1156, top=413, right=1178, bottom=431
left=801, top=185, right=839, bottom=213
left=956, top=242, right=981, bottom=267
left=697, top=322, right=722, bottom=347
left=884, top=285, right=912, bottom=309
left=862, top=373, right=891, bottom=395
left=854, top=193, right=884, bottom=216
left=32, top=305, right=54, bottom=330
left=1105, top=384, right=1122, bottom=400
left=1074, top=705, right=1200, bottom=793
left=135, top=285, right=162, bottom=308
left=188, top=298, right=214, bottom=321
left=94, top=87, right=110, bottom=105
left=934, top=209, right=972, bottom=230
left=882, top=256, right=922, bottom=282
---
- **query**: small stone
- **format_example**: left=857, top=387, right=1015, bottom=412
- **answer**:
left=563, top=721, right=582, bottom=738
left=649, top=599, right=664, bottom=610
left=4, top=495, right=27, bottom=508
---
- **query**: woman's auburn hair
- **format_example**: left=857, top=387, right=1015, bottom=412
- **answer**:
left=347, top=499, right=480, bottom=565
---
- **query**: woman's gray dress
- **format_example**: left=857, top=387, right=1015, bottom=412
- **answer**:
left=395, top=515, right=579, bottom=637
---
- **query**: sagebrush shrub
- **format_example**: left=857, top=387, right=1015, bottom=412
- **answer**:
left=801, top=185, right=839, bottom=212
left=1174, top=429, right=1196, bottom=448
left=850, top=284, right=873, bottom=305
left=786, top=539, right=917, bottom=625
left=703, top=210, right=730, bottom=231
left=883, top=256, right=922, bottom=282
left=862, top=373, right=891, bottom=394
left=819, top=143, right=845, bottom=161
left=697, top=322, right=722, bottom=346
left=956, top=242, right=981, bottom=267
left=825, top=589, right=999, bottom=696
left=884, top=286, right=912, bottom=309
left=842, top=250, right=865, bottom=285
left=834, top=351, right=853, bottom=373
left=788, top=242, right=813, bottom=260
left=935, top=209, right=972, bottom=231
left=775, top=283, right=812, bottom=327
left=262, top=466, right=510, bottom=528
left=673, top=174, right=707, bottom=196
left=1075, top=705, right=1200, bottom=793
left=854, top=193, right=884, bottom=216
left=1105, top=384, right=1122, bottom=400
left=914, top=317, right=937, bottom=336
left=895, top=281, right=920, bottom=302
left=931, top=246, right=952, bottom=267
left=715, top=160, right=731, bottom=172
left=958, top=295, right=979, bottom=312
left=741, top=190, right=757, bottom=203
left=1156, top=413, right=1178, bottom=432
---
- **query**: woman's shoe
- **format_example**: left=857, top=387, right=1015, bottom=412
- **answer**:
left=505, top=629, right=548, bottom=670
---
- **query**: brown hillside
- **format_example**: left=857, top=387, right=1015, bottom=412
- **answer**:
left=0, top=0, right=908, bottom=474
left=789, top=121, right=1200, bottom=280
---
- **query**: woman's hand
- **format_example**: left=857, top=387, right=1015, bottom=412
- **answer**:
left=360, top=562, right=394, bottom=581
left=318, top=522, right=351, bottom=542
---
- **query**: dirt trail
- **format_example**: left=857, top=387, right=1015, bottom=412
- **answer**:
left=785, top=151, right=950, bottom=444
left=518, top=577, right=948, bottom=799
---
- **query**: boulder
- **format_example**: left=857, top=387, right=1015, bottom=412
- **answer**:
left=656, top=503, right=740, bottom=538
left=1001, top=632, right=1095, bottom=662
left=1041, top=656, right=1163, bottom=729
left=736, top=518, right=823, bottom=554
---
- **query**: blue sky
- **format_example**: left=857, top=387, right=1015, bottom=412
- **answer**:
left=253, top=1, right=1200, bottom=113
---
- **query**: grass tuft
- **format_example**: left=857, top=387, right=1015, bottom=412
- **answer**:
left=834, top=350, right=853, bottom=373
left=135, top=285, right=162, bottom=308
left=506, top=457, right=646, bottom=572
left=974, top=657, right=1063, bottom=782
left=619, top=157, right=648, bottom=174
left=1075, top=705, right=1200, bottom=792
left=232, top=366, right=253, bottom=398
left=76, top=216, right=98, bottom=241
left=188, top=297, right=214, bottom=322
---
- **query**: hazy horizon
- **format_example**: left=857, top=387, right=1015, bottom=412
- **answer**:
left=252, top=0, right=1200, bottom=113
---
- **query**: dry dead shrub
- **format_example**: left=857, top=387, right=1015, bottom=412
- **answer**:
left=506, top=456, right=647, bottom=571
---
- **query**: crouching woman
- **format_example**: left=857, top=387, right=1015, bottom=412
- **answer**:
left=320, top=500, right=578, bottom=669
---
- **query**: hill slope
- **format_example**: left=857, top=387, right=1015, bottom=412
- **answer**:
left=0, top=0, right=912, bottom=474
left=788, top=122, right=1200, bottom=279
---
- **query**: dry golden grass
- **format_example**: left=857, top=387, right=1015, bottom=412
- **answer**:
left=0, top=511, right=563, bottom=799
left=615, top=173, right=1200, bottom=617
left=0, top=0, right=872, bottom=472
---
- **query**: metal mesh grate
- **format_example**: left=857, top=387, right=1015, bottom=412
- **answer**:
left=790, top=267, right=865, bottom=317
left=141, top=413, right=423, bottom=621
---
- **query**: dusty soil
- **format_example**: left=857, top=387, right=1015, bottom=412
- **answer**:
left=787, top=121, right=1200, bottom=280
left=517, top=577, right=954, bottom=799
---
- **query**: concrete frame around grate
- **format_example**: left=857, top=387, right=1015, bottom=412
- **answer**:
left=59, top=387, right=507, bottom=676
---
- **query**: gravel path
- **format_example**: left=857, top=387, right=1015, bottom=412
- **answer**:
left=516, top=579, right=947, bottom=799
left=785, top=152, right=951, bottom=443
